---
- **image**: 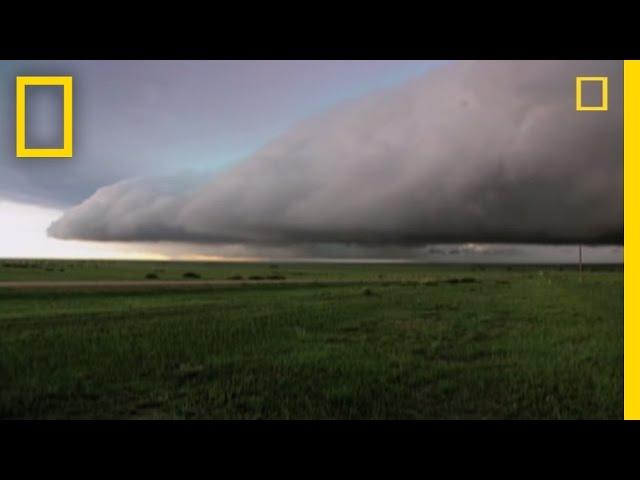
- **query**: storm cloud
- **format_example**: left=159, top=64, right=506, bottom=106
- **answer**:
left=48, top=61, right=623, bottom=249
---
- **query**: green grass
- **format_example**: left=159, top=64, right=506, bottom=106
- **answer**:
left=0, top=261, right=623, bottom=419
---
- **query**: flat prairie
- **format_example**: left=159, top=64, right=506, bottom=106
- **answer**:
left=0, top=260, right=623, bottom=419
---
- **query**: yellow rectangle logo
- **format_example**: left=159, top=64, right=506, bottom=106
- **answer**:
left=16, top=76, right=73, bottom=158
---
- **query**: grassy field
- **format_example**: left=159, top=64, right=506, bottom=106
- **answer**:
left=0, top=260, right=623, bottom=419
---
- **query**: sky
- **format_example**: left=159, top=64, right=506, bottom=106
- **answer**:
left=0, top=60, right=624, bottom=263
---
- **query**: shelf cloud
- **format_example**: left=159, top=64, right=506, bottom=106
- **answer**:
left=48, top=60, right=623, bottom=250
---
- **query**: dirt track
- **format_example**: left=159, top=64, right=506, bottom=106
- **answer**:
left=0, top=279, right=383, bottom=291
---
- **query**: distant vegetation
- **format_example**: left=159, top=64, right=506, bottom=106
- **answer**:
left=248, top=275, right=287, bottom=281
left=0, top=259, right=623, bottom=283
left=445, top=277, right=478, bottom=284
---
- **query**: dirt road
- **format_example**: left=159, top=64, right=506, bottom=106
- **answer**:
left=0, top=278, right=386, bottom=291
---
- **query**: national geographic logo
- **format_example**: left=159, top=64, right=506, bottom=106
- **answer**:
left=576, top=76, right=608, bottom=111
left=15, top=76, right=73, bottom=158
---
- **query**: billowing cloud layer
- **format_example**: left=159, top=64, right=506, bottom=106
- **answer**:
left=48, top=61, right=623, bottom=248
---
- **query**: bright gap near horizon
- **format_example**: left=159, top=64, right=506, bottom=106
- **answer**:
left=0, top=199, right=623, bottom=263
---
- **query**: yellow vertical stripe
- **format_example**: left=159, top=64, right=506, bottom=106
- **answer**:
left=15, top=77, right=26, bottom=157
left=63, top=77, right=73, bottom=157
left=625, top=60, right=640, bottom=420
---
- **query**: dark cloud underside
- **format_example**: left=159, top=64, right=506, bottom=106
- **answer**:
left=48, top=61, right=623, bottom=250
